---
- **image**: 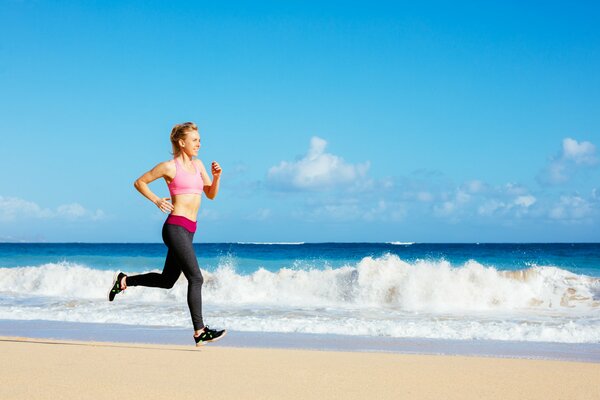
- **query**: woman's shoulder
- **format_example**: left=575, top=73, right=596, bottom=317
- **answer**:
left=193, top=159, right=206, bottom=168
left=153, top=159, right=176, bottom=174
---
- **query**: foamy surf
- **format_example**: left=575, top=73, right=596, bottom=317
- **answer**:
left=1, top=255, right=599, bottom=343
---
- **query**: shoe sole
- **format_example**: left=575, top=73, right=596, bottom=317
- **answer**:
left=195, top=330, right=227, bottom=347
left=108, top=272, right=121, bottom=302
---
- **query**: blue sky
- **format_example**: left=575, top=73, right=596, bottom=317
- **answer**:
left=1, top=1, right=599, bottom=242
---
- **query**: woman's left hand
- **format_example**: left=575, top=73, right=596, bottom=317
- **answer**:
left=211, top=161, right=222, bottom=178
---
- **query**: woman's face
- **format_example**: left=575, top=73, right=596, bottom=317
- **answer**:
left=179, top=131, right=201, bottom=157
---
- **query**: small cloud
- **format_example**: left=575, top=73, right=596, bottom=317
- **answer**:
left=199, top=208, right=219, bottom=221
left=57, top=203, right=105, bottom=220
left=0, top=196, right=53, bottom=221
left=549, top=195, right=594, bottom=221
left=434, top=200, right=457, bottom=216
left=462, top=180, right=486, bottom=194
left=514, top=195, right=536, bottom=208
left=245, top=208, right=271, bottom=221
left=549, top=195, right=593, bottom=220
left=416, top=191, right=433, bottom=202
left=381, top=178, right=394, bottom=190
left=477, top=193, right=537, bottom=217
left=267, top=137, right=370, bottom=191
left=455, top=190, right=471, bottom=204
left=562, top=138, right=597, bottom=165
left=504, top=183, right=529, bottom=196
left=0, top=196, right=104, bottom=222
left=297, top=197, right=398, bottom=223
left=57, top=203, right=87, bottom=218
left=539, top=138, right=598, bottom=184
left=477, top=200, right=506, bottom=216
left=363, top=200, right=389, bottom=222
left=433, top=189, right=470, bottom=217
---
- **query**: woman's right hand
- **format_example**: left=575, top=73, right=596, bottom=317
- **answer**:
left=155, top=197, right=174, bottom=213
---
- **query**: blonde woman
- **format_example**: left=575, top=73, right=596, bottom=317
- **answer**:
left=108, top=122, right=226, bottom=346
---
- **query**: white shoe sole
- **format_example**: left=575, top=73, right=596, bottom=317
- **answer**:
left=108, top=272, right=121, bottom=302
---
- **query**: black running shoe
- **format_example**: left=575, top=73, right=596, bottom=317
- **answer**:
left=108, top=272, right=127, bottom=302
left=194, top=326, right=227, bottom=346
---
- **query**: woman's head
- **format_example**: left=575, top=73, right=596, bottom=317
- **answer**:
left=170, top=122, right=199, bottom=157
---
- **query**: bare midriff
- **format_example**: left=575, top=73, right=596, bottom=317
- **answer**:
left=171, top=193, right=202, bottom=222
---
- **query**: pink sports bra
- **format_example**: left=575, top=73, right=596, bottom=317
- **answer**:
left=168, top=159, right=204, bottom=196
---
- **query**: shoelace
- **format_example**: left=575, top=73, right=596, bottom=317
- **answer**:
left=202, top=326, right=213, bottom=338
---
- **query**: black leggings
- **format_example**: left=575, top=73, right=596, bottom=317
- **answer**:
left=127, top=222, right=204, bottom=330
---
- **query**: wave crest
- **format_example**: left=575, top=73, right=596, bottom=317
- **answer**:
left=2, top=255, right=598, bottom=313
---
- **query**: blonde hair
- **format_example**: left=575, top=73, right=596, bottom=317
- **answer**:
left=170, top=122, right=198, bottom=157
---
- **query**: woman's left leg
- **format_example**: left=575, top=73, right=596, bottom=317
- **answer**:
left=162, top=223, right=205, bottom=331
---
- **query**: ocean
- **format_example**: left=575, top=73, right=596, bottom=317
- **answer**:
left=1, top=242, right=599, bottom=348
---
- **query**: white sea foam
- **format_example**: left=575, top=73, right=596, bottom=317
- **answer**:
left=1, top=256, right=599, bottom=343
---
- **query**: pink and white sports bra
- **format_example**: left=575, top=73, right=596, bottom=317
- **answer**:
left=168, top=158, right=204, bottom=196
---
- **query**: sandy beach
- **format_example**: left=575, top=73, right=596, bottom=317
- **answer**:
left=1, top=336, right=598, bottom=400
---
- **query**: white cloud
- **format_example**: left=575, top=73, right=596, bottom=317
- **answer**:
left=267, top=137, right=370, bottom=191
left=433, top=189, right=470, bottom=217
left=419, top=178, right=539, bottom=220
left=0, top=196, right=53, bottom=221
left=56, top=203, right=104, bottom=220
left=0, top=196, right=104, bottom=222
left=434, top=201, right=457, bottom=216
left=477, top=200, right=506, bottom=216
left=245, top=208, right=272, bottom=221
left=504, top=183, right=529, bottom=196
left=363, top=200, right=393, bottom=222
left=199, top=208, right=219, bottom=221
left=549, top=196, right=593, bottom=220
left=296, top=197, right=401, bottom=222
left=455, top=190, right=471, bottom=204
left=304, top=198, right=361, bottom=221
left=381, top=178, right=394, bottom=190
left=562, top=138, right=597, bottom=165
left=539, top=138, right=598, bottom=184
left=416, top=191, right=433, bottom=202
left=463, top=180, right=486, bottom=194
left=514, top=195, right=536, bottom=208
left=57, top=203, right=87, bottom=218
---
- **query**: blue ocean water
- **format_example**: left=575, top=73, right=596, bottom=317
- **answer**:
left=0, top=242, right=599, bottom=344
left=1, top=242, right=599, bottom=276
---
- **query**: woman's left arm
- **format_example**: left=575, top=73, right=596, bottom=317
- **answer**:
left=199, top=160, right=221, bottom=200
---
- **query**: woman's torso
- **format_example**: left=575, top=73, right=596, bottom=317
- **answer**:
left=165, top=158, right=205, bottom=222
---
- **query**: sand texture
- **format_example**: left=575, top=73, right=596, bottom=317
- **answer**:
left=1, top=336, right=599, bottom=400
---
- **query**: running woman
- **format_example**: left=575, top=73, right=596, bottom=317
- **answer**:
left=108, top=122, right=226, bottom=346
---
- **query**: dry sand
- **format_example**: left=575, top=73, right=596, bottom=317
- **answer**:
left=1, top=336, right=599, bottom=400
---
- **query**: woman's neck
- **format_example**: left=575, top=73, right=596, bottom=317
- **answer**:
left=177, top=153, right=194, bottom=164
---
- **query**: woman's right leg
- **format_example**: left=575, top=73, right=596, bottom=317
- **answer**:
left=126, top=249, right=182, bottom=289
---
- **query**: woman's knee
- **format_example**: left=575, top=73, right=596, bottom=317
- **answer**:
left=188, top=272, right=204, bottom=287
left=161, top=275, right=179, bottom=289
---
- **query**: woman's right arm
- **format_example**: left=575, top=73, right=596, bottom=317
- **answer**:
left=133, top=161, right=174, bottom=213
